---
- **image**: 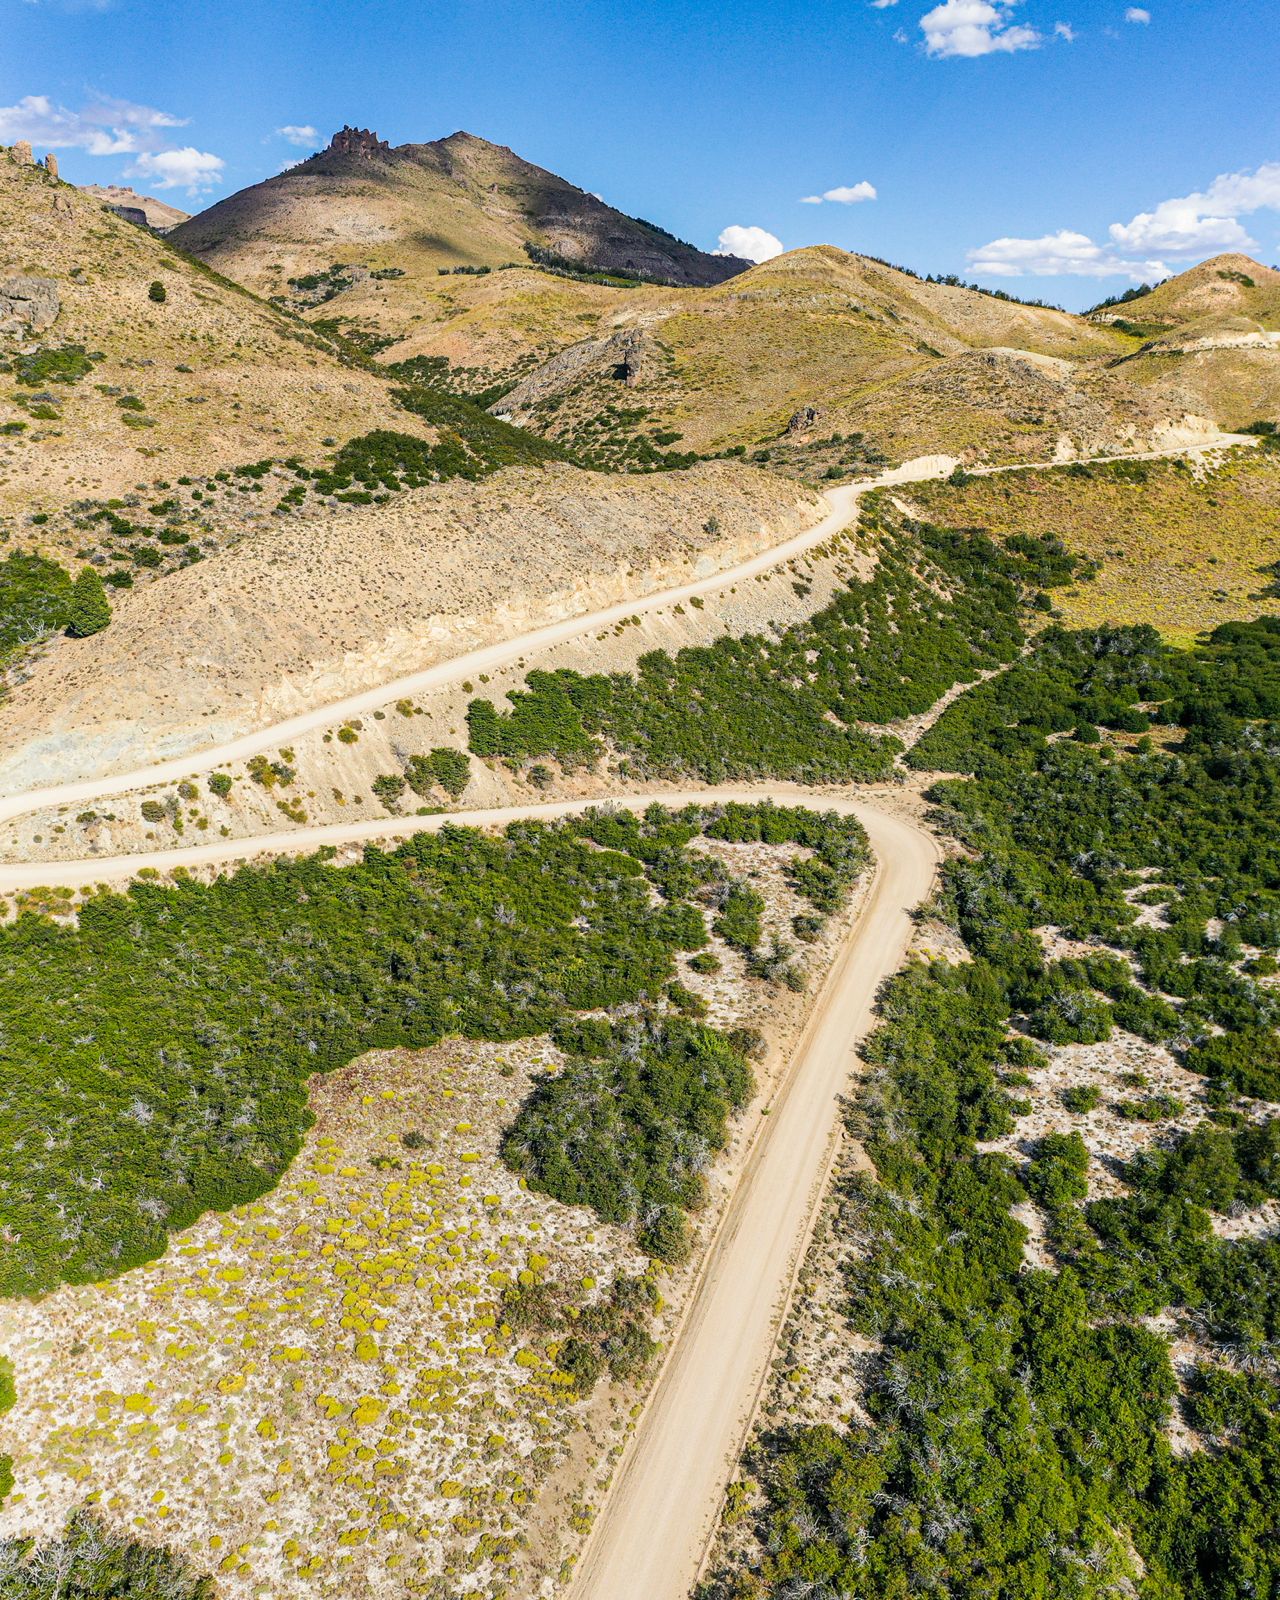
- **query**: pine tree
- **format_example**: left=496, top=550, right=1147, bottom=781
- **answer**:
left=65, top=566, right=112, bottom=638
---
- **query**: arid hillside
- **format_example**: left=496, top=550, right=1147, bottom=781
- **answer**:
left=1092, top=255, right=1280, bottom=432
left=492, top=247, right=1276, bottom=470
left=171, top=127, right=746, bottom=341
left=0, top=146, right=425, bottom=518
left=79, top=183, right=191, bottom=231
left=1093, top=252, right=1280, bottom=337
left=0, top=459, right=819, bottom=789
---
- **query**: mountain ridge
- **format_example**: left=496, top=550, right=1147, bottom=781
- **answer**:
left=171, top=125, right=749, bottom=289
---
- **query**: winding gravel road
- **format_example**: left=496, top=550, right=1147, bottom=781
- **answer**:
left=0, top=430, right=1253, bottom=1599
left=0, top=457, right=949, bottom=822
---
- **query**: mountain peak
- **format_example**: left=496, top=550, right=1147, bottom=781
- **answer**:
left=175, top=124, right=749, bottom=290
left=324, top=125, right=393, bottom=159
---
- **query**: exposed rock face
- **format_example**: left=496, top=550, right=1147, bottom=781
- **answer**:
left=327, top=126, right=391, bottom=159
left=786, top=405, right=822, bottom=435
left=80, top=185, right=191, bottom=232
left=616, top=328, right=649, bottom=388
left=0, top=276, right=60, bottom=336
left=493, top=323, right=660, bottom=415
left=44, top=153, right=58, bottom=180
left=11, top=142, right=33, bottom=166
left=110, top=204, right=151, bottom=229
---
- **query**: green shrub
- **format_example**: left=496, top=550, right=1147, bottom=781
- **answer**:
left=64, top=567, right=112, bottom=638
left=405, top=747, right=471, bottom=798
left=1026, top=1130, right=1089, bottom=1210
left=372, top=773, right=407, bottom=811
left=0, top=551, right=73, bottom=657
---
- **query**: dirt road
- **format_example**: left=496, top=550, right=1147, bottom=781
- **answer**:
left=0, top=432, right=1251, bottom=827
left=0, top=458, right=949, bottom=821
left=566, top=797, right=937, bottom=1600
left=0, top=784, right=936, bottom=1600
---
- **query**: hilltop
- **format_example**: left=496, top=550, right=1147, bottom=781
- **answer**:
left=80, top=183, right=191, bottom=232
left=170, top=126, right=746, bottom=340
left=492, top=245, right=1265, bottom=469
left=1089, top=253, right=1280, bottom=432
left=0, top=147, right=428, bottom=520
left=167, top=131, right=1280, bottom=473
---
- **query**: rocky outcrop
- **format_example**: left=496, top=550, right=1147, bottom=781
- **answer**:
left=494, top=324, right=661, bottom=418
left=109, top=204, right=150, bottom=229
left=786, top=405, right=822, bottom=435
left=327, top=126, right=392, bottom=159
left=0, top=276, right=60, bottom=336
left=44, top=153, right=59, bottom=180
left=10, top=141, right=33, bottom=166
left=80, top=185, right=191, bottom=232
left=616, top=328, right=650, bottom=388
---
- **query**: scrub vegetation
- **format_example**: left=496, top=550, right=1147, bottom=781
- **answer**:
left=466, top=501, right=1085, bottom=782
left=706, top=614, right=1280, bottom=1600
left=0, top=802, right=866, bottom=1300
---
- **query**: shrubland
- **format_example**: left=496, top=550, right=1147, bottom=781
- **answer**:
left=706, top=614, right=1280, bottom=1600
left=466, top=501, right=1085, bottom=782
left=0, top=802, right=866, bottom=1299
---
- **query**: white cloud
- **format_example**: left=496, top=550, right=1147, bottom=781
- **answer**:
left=968, top=160, right=1280, bottom=280
left=800, top=181, right=878, bottom=205
left=1054, top=21, right=1076, bottom=40
left=276, top=124, right=318, bottom=147
left=714, top=225, right=784, bottom=263
left=1125, top=7, right=1150, bottom=21
left=0, top=91, right=223, bottom=195
left=0, top=92, right=188, bottom=156
left=1107, top=163, right=1280, bottom=257
left=126, top=147, right=225, bottom=194
left=870, top=0, right=901, bottom=8
left=969, top=229, right=1167, bottom=280
left=920, top=0, right=1041, bottom=57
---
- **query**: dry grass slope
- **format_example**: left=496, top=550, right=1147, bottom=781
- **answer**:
left=494, top=247, right=1276, bottom=469
left=0, top=460, right=819, bottom=790
left=909, top=442, right=1280, bottom=641
left=0, top=151, right=423, bottom=520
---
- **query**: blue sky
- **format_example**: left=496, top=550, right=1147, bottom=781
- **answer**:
left=4, top=0, right=1278, bottom=308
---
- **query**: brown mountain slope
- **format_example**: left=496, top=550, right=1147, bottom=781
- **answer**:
left=170, top=127, right=747, bottom=354
left=1095, top=253, right=1280, bottom=335
left=0, top=149, right=425, bottom=520
left=0, top=459, right=816, bottom=790
left=493, top=247, right=1277, bottom=468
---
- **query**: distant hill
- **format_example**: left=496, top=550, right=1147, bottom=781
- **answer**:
left=1091, top=253, right=1280, bottom=337
left=170, top=126, right=748, bottom=343
left=1088, top=254, right=1280, bottom=434
left=489, top=246, right=1280, bottom=469
left=81, top=184, right=191, bottom=233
